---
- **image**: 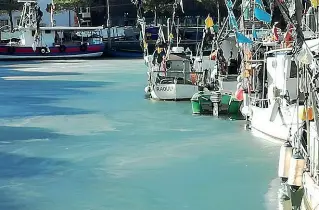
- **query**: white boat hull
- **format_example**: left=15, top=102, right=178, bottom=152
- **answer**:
left=150, top=84, right=198, bottom=100
left=248, top=105, right=299, bottom=141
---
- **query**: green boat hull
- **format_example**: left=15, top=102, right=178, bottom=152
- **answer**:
left=191, top=100, right=202, bottom=114
left=191, top=91, right=242, bottom=117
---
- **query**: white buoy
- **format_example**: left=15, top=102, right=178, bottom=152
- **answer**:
left=278, top=141, right=293, bottom=182
left=287, top=153, right=306, bottom=187
left=144, top=86, right=150, bottom=94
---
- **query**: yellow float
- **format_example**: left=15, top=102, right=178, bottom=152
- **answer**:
left=299, top=106, right=314, bottom=121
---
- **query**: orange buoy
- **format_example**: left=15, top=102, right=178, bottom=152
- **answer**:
left=235, top=88, right=244, bottom=101
left=299, top=107, right=314, bottom=121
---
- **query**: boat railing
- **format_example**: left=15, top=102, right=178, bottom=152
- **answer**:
left=151, top=70, right=203, bottom=85
left=248, top=95, right=270, bottom=108
left=151, top=70, right=202, bottom=74
left=292, top=125, right=310, bottom=170
left=0, top=25, right=11, bottom=32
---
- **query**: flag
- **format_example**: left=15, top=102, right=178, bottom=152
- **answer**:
left=255, top=0, right=263, bottom=6
left=311, top=0, right=319, bottom=7
left=205, top=15, right=214, bottom=28
left=235, top=32, right=253, bottom=44
left=178, top=0, right=184, bottom=13
left=225, top=0, right=239, bottom=30
left=254, top=7, right=271, bottom=23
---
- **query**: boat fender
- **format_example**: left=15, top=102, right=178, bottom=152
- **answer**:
left=278, top=141, right=293, bottom=182
left=40, top=47, right=47, bottom=54
left=80, top=43, right=88, bottom=52
left=7, top=46, right=15, bottom=54
left=144, top=86, right=150, bottom=94
left=241, top=106, right=250, bottom=117
left=59, top=45, right=66, bottom=53
left=287, top=152, right=305, bottom=188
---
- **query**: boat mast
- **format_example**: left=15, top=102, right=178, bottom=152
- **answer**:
left=18, top=0, right=37, bottom=29
left=106, top=0, right=111, bottom=53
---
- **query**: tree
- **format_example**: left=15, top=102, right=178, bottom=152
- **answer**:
left=0, top=0, right=23, bottom=31
left=142, top=0, right=175, bottom=14
left=196, top=0, right=217, bottom=12
left=54, top=0, right=93, bottom=25
left=196, top=0, right=230, bottom=25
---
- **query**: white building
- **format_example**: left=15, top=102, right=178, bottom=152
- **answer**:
left=0, top=0, right=95, bottom=39
left=0, top=0, right=79, bottom=29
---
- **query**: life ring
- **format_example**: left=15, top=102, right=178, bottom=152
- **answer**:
left=59, top=45, right=66, bottom=53
left=80, top=44, right=87, bottom=52
left=40, top=47, right=47, bottom=54
left=7, top=46, right=15, bottom=54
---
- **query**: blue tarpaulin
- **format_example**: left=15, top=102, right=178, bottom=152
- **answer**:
left=254, top=7, right=271, bottom=23
left=255, top=0, right=263, bottom=5
left=236, top=32, right=253, bottom=43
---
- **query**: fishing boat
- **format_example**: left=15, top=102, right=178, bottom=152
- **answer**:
left=145, top=45, right=201, bottom=100
left=0, top=0, right=104, bottom=60
left=190, top=12, right=242, bottom=117
left=142, top=1, right=204, bottom=101
left=191, top=89, right=242, bottom=117
left=237, top=0, right=319, bottom=207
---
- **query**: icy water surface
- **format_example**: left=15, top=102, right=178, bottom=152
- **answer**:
left=0, top=59, right=280, bottom=210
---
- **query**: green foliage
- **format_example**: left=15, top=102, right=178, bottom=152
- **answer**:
left=142, top=0, right=175, bottom=12
left=53, top=0, right=92, bottom=12
left=196, top=0, right=217, bottom=11
left=0, top=0, right=23, bottom=31
left=0, top=0, right=23, bottom=11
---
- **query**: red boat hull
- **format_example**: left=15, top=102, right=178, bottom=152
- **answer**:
left=0, top=44, right=105, bottom=60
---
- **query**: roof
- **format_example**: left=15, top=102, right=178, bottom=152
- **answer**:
left=167, top=53, right=190, bottom=61
left=265, top=48, right=293, bottom=54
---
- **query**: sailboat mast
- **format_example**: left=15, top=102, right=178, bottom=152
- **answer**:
left=106, top=0, right=111, bottom=52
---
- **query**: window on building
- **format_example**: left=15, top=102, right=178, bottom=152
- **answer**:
left=16, top=18, right=21, bottom=26
left=80, top=7, right=90, bottom=14
left=0, top=20, right=9, bottom=27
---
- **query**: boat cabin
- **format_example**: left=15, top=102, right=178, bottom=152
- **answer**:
left=5, top=26, right=103, bottom=48
left=251, top=48, right=299, bottom=108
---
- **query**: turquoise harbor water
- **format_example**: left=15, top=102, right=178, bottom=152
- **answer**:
left=0, top=59, right=280, bottom=210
